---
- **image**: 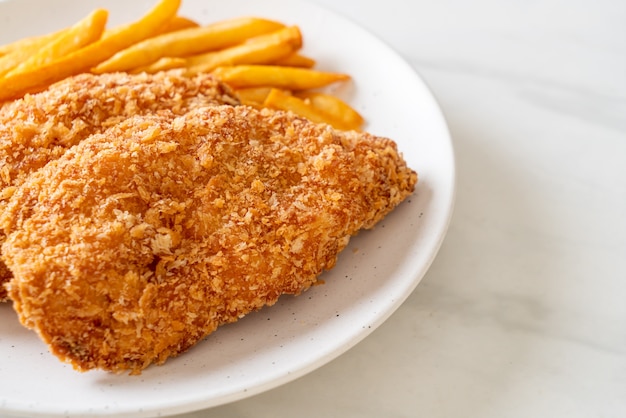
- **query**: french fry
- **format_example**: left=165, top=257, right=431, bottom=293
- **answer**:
left=104, top=15, right=197, bottom=38
left=235, top=86, right=273, bottom=107
left=263, top=88, right=343, bottom=128
left=0, top=28, right=72, bottom=77
left=0, top=0, right=181, bottom=102
left=130, top=57, right=186, bottom=74
left=273, top=53, right=316, bottom=68
left=6, top=9, right=108, bottom=77
left=92, top=17, right=285, bottom=74
left=186, top=25, right=302, bottom=74
left=296, top=91, right=364, bottom=131
left=0, top=1, right=363, bottom=130
left=156, top=15, right=199, bottom=34
left=212, top=65, right=350, bottom=90
left=0, top=27, right=69, bottom=57
left=102, top=0, right=180, bottom=40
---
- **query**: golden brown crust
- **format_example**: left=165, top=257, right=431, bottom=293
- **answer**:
left=1, top=105, right=416, bottom=373
left=0, top=71, right=239, bottom=301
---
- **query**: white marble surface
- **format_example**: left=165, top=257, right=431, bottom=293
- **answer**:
left=175, top=0, right=626, bottom=417
left=0, top=0, right=623, bottom=416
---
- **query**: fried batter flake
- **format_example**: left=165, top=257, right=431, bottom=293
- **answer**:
left=2, top=105, right=416, bottom=374
left=0, top=71, right=239, bottom=301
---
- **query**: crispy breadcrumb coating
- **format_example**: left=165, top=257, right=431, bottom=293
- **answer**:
left=0, top=71, right=238, bottom=301
left=1, top=105, right=416, bottom=374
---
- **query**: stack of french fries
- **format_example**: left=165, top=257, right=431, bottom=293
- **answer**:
left=0, top=0, right=363, bottom=131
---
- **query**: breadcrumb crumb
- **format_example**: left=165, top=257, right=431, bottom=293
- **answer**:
left=0, top=71, right=238, bottom=301
left=1, top=105, right=416, bottom=374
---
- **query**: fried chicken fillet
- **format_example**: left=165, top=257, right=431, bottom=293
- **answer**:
left=0, top=71, right=239, bottom=301
left=1, top=105, right=417, bottom=374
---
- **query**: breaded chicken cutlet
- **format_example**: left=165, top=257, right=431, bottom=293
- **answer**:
left=0, top=71, right=239, bottom=301
left=1, top=105, right=417, bottom=374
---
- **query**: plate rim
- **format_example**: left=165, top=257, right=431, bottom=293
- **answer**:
left=0, top=0, right=456, bottom=416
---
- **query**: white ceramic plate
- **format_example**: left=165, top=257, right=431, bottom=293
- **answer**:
left=0, top=0, right=455, bottom=416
